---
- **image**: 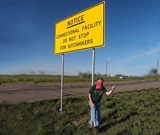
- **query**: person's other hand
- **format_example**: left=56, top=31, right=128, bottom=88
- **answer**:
left=112, top=86, right=115, bottom=90
left=91, top=103, right=95, bottom=107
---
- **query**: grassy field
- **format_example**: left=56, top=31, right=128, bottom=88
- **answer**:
left=0, top=87, right=160, bottom=135
left=0, top=74, right=160, bottom=83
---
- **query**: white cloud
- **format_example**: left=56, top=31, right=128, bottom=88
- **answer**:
left=116, top=47, right=160, bottom=63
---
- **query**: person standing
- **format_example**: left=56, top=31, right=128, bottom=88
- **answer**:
left=88, top=78, right=115, bottom=133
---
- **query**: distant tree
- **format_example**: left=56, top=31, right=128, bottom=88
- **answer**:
left=22, top=71, right=26, bottom=75
left=30, top=71, right=35, bottom=75
left=39, top=71, right=45, bottom=75
left=96, top=72, right=102, bottom=77
left=84, top=71, right=91, bottom=78
left=149, top=69, right=157, bottom=75
left=78, top=71, right=83, bottom=78
left=115, top=74, right=122, bottom=77
left=78, top=71, right=92, bottom=78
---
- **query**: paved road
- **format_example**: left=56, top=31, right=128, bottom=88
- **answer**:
left=0, top=79, right=159, bottom=104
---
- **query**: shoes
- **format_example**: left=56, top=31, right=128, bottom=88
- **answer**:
left=93, top=126, right=97, bottom=133
left=97, top=128, right=100, bottom=133
left=93, top=126, right=100, bottom=133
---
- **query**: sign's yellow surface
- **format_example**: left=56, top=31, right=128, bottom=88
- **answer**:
left=54, top=1, right=105, bottom=55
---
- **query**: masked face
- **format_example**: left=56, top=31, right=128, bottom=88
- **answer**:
left=95, top=80, right=103, bottom=90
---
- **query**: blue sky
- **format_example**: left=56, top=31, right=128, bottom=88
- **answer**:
left=0, top=0, right=160, bottom=76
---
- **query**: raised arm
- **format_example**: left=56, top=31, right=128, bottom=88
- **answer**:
left=106, top=86, right=115, bottom=95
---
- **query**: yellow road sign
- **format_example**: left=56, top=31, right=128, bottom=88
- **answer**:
left=54, top=1, right=105, bottom=55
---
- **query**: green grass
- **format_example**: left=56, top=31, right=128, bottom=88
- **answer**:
left=0, top=75, right=160, bottom=83
left=1, top=87, right=160, bottom=134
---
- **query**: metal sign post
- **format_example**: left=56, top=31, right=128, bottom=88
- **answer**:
left=92, top=48, right=95, bottom=86
left=88, top=48, right=95, bottom=125
left=59, top=53, right=64, bottom=112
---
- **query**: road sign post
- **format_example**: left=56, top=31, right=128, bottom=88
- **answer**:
left=59, top=54, right=64, bottom=112
left=88, top=48, right=95, bottom=125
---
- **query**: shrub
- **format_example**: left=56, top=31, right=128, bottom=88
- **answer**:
left=0, top=79, right=8, bottom=83
left=18, top=78, right=24, bottom=82
left=34, top=78, right=55, bottom=83
left=25, top=78, right=34, bottom=82
left=34, top=80, right=39, bottom=83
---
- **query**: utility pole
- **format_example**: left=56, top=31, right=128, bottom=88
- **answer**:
left=106, top=61, right=108, bottom=77
left=157, top=60, right=160, bottom=75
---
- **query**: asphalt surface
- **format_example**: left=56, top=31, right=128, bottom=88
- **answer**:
left=0, top=79, right=160, bottom=104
